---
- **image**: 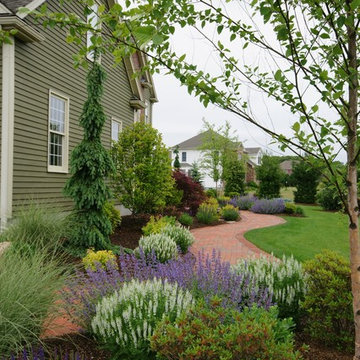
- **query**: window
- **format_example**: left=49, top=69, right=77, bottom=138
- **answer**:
left=144, top=100, right=150, bottom=124
left=134, top=109, right=141, bottom=123
left=111, top=118, right=122, bottom=142
left=48, top=91, right=69, bottom=173
left=87, top=3, right=99, bottom=62
left=182, top=152, right=187, bottom=162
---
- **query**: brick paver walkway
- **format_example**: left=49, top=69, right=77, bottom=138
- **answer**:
left=191, top=210, right=286, bottom=265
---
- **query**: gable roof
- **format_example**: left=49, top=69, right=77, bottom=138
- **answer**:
left=0, top=0, right=32, bottom=14
left=244, top=147, right=261, bottom=155
left=173, top=131, right=259, bottom=155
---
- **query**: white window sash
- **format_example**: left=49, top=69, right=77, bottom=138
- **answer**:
left=47, top=90, right=69, bottom=173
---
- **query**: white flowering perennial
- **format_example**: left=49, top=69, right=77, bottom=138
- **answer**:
left=91, top=278, right=194, bottom=355
left=233, top=254, right=306, bottom=316
left=138, top=233, right=178, bottom=263
left=160, top=224, right=195, bottom=253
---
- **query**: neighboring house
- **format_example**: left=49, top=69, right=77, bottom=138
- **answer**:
left=0, top=0, right=158, bottom=229
left=280, top=160, right=296, bottom=175
left=171, top=131, right=261, bottom=189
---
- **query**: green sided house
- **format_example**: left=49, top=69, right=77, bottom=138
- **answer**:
left=0, top=0, right=158, bottom=229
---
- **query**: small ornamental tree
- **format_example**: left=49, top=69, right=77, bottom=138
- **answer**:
left=173, top=170, right=206, bottom=215
left=292, top=160, right=321, bottom=204
left=256, top=155, right=283, bottom=199
left=173, top=146, right=180, bottom=170
left=64, top=61, right=114, bottom=254
left=110, top=121, right=175, bottom=214
left=189, top=161, right=203, bottom=184
left=224, top=159, right=245, bottom=196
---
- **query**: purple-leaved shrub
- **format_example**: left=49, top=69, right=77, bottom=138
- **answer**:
left=251, top=198, right=285, bottom=214
left=63, top=250, right=272, bottom=330
left=3, top=348, right=87, bottom=360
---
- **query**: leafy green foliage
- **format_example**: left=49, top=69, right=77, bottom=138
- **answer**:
left=196, top=202, right=219, bottom=224
left=161, top=224, right=194, bottom=253
left=0, top=243, right=68, bottom=356
left=151, top=298, right=301, bottom=360
left=302, top=251, right=353, bottom=350
left=221, top=204, right=240, bottom=221
left=292, top=161, right=321, bottom=204
left=224, top=159, right=245, bottom=196
left=103, top=201, right=121, bottom=234
left=142, top=216, right=176, bottom=236
left=64, top=62, right=113, bottom=255
left=177, top=213, right=193, bottom=227
left=256, top=155, right=283, bottom=199
left=317, top=186, right=343, bottom=211
left=111, top=121, right=175, bottom=214
left=284, top=202, right=296, bottom=214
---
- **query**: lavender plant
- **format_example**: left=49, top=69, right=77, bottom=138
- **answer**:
left=229, top=195, right=257, bottom=210
left=91, top=278, right=194, bottom=359
left=250, top=198, right=285, bottom=214
left=63, top=250, right=273, bottom=330
left=2, top=347, right=87, bottom=360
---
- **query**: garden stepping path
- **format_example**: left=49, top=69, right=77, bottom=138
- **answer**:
left=190, top=210, right=286, bottom=265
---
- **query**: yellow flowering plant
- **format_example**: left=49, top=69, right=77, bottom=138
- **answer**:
left=82, top=248, right=117, bottom=271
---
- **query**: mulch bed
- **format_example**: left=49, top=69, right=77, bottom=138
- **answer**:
left=110, top=214, right=229, bottom=250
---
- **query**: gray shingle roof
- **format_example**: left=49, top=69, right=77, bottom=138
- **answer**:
left=244, top=147, right=261, bottom=154
left=0, top=0, right=33, bottom=14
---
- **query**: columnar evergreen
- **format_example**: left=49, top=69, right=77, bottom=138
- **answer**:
left=64, top=61, right=114, bottom=254
left=173, top=146, right=181, bottom=170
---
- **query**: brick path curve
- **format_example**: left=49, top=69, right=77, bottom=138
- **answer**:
left=191, top=210, right=286, bottom=265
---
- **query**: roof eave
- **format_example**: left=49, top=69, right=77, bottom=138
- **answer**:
left=0, top=15, right=45, bottom=42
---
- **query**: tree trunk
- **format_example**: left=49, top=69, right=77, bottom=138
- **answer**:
left=347, top=15, right=360, bottom=360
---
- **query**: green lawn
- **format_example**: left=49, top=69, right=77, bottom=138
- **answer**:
left=245, top=205, right=350, bottom=262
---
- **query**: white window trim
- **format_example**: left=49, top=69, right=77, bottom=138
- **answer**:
left=111, top=117, right=123, bottom=142
left=144, top=100, right=150, bottom=124
left=47, top=90, right=70, bottom=174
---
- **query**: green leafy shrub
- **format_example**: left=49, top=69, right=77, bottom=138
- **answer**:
left=0, top=204, right=69, bottom=254
left=82, top=248, right=117, bottom=271
left=110, top=121, right=175, bottom=214
left=196, top=203, right=219, bottom=224
left=217, top=196, right=231, bottom=207
left=233, top=254, right=306, bottom=322
left=292, top=160, right=321, bottom=204
left=0, top=244, right=68, bottom=356
left=161, top=225, right=194, bottom=253
left=302, top=250, right=353, bottom=350
left=103, top=202, right=121, bottom=233
left=284, top=202, right=296, bottom=214
left=138, top=233, right=178, bottom=263
left=151, top=298, right=301, bottom=360
left=224, top=159, right=245, bottom=196
left=142, top=216, right=176, bottom=236
left=91, top=278, right=194, bottom=360
left=221, top=204, right=240, bottom=221
left=205, top=188, right=217, bottom=198
left=177, top=213, right=193, bottom=227
left=295, top=206, right=305, bottom=216
left=317, top=186, right=343, bottom=211
left=256, top=155, right=283, bottom=199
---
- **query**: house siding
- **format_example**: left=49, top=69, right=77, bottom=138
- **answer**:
left=11, top=0, right=135, bottom=211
